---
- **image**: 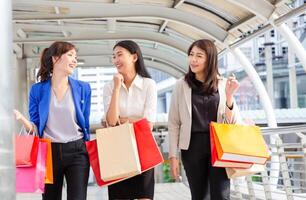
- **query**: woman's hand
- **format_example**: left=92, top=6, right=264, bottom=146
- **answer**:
left=225, top=74, right=239, bottom=98
left=13, top=109, right=34, bottom=133
left=170, top=157, right=180, bottom=181
left=13, top=109, right=24, bottom=121
left=113, top=73, right=124, bottom=91
left=225, top=74, right=239, bottom=107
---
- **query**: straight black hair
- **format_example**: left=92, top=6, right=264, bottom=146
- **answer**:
left=113, top=40, right=151, bottom=78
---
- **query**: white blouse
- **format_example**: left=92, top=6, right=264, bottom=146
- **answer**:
left=103, top=74, right=157, bottom=123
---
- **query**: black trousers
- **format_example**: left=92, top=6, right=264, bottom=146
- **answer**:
left=181, top=133, right=230, bottom=200
left=42, top=138, right=90, bottom=200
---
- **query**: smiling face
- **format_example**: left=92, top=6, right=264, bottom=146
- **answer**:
left=52, top=49, right=77, bottom=76
left=188, top=45, right=207, bottom=78
left=112, top=46, right=137, bottom=75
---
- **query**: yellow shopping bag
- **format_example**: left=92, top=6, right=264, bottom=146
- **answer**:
left=210, top=122, right=269, bottom=164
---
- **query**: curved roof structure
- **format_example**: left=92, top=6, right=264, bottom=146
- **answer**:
left=12, top=0, right=302, bottom=76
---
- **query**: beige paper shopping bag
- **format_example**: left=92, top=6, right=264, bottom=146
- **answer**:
left=96, top=123, right=141, bottom=181
left=226, top=164, right=265, bottom=179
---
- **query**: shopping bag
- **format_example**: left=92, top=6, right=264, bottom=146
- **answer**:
left=16, top=141, right=47, bottom=193
left=133, top=118, right=164, bottom=171
left=210, top=122, right=269, bottom=164
left=96, top=123, right=141, bottom=181
left=86, top=140, right=132, bottom=186
left=226, top=164, right=265, bottom=178
left=15, top=127, right=39, bottom=167
left=210, top=126, right=252, bottom=168
left=40, top=138, right=53, bottom=184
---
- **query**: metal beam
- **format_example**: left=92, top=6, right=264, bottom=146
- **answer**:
left=13, top=1, right=228, bottom=42
left=220, top=3, right=306, bottom=55
left=13, top=43, right=23, bottom=58
left=14, top=27, right=190, bottom=53
left=26, top=45, right=187, bottom=78
left=16, top=28, right=27, bottom=38
left=226, top=0, right=274, bottom=20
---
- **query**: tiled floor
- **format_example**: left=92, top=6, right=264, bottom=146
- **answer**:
left=16, top=182, right=191, bottom=200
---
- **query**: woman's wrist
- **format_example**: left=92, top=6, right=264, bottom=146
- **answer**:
left=226, top=101, right=234, bottom=110
left=226, top=96, right=234, bottom=110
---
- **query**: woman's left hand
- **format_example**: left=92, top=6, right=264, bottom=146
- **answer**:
left=225, top=74, right=239, bottom=98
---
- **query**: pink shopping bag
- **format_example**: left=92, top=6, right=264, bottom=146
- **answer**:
left=16, top=141, right=47, bottom=193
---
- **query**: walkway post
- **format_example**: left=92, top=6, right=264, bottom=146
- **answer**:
left=0, top=0, right=16, bottom=199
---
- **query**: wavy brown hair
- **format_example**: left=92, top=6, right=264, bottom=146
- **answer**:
left=37, top=41, right=76, bottom=81
left=184, top=39, right=220, bottom=94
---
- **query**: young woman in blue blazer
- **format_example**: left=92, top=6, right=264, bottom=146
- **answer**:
left=14, top=41, right=91, bottom=200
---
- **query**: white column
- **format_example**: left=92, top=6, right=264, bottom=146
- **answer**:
left=274, top=23, right=306, bottom=72
left=288, top=46, right=298, bottom=108
left=230, top=47, right=279, bottom=190
left=0, top=0, right=15, bottom=199
left=14, top=56, right=28, bottom=115
left=230, top=48, right=277, bottom=127
left=264, top=32, right=274, bottom=107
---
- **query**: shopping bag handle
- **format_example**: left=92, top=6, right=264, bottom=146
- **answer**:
left=18, top=124, right=36, bottom=136
left=101, top=117, right=123, bottom=128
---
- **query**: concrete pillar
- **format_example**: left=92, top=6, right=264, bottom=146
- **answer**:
left=264, top=32, right=274, bottom=107
left=288, top=45, right=298, bottom=108
left=0, top=0, right=15, bottom=199
left=13, top=55, right=28, bottom=116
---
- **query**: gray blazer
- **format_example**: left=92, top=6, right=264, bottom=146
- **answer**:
left=168, top=77, right=242, bottom=158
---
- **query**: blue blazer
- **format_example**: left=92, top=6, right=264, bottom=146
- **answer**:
left=29, top=77, right=91, bottom=141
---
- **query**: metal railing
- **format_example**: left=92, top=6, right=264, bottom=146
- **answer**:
left=230, top=124, right=306, bottom=200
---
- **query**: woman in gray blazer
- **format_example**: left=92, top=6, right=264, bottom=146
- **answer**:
left=168, top=39, right=241, bottom=200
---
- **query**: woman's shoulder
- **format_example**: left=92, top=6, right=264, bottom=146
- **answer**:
left=69, top=78, right=90, bottom=89
left=30, top=79, right=49, bottom=90
left=174, top=77, right=187, bottom=88
left=142, top=77, right=156, bottom=87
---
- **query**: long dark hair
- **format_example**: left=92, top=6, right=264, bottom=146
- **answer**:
left=185, top=39, right=220, bottom=94
left=37, top=41, right=76, bottom=81
left=113, top=40, right=151, bottom=78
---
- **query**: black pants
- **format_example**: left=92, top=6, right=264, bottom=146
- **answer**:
left=181, top=134, right=230, bottom=200
left=42, top=138, right=90, bottom=200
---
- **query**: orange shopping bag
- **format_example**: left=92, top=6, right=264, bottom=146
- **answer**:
left=40, top=138, right=53, bottom=184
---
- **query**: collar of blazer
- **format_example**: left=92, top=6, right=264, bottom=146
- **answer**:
left=181, top=75, right=226, bottom=116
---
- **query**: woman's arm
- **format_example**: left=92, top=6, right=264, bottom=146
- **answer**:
left=168, top=81, right=181, bottom=159
left=104, top=74, right=123, bottom=126
left=13, top=109, right=35, bottom=133
left=225, top=75, right=240, bottom=123
left=168, top=81, right=182, bottom=180
left=84, top=83, right=92, bottom=134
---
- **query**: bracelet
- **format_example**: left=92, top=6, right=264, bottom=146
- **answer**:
left=226, top=102, right=234, bottom=110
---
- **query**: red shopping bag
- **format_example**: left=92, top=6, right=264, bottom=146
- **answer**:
left=133, top=118, right=164, bottom=171
left=16, top=141, right=47, bottom=193
left=88, top=118, right=163, bottom=186
left=15, top=133, right=39, bottom=167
